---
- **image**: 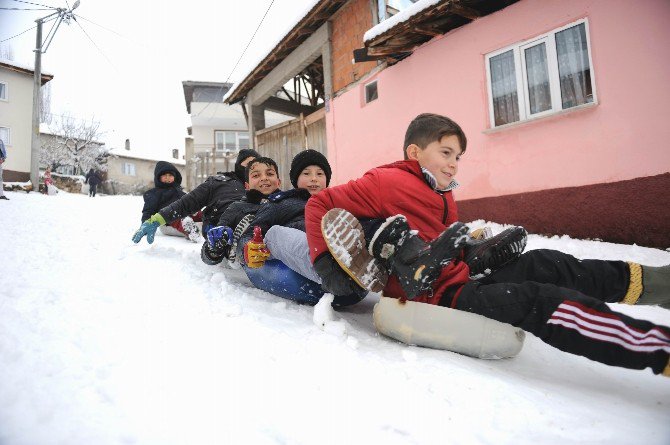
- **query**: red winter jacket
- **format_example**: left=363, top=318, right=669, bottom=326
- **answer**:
left=305, top=160, right=470, bottom=305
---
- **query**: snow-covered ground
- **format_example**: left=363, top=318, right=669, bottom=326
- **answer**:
left=1, top=190, right=669, bottom=445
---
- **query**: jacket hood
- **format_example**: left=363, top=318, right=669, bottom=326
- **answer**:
left=154, top=161, right=182, bottom=188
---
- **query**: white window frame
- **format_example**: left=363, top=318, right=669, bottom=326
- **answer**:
left=485, top=18, right=597, bottom=129
left=123, top=162, right=136, bottom=176
left=0, top=126, right=10, bottom=145
left=0, top=81, right=7, bottom=101
left=214, top=130, right=250, bottom=152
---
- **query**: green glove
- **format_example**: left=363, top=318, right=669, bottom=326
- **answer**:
left=132, top=213, right=167, bottom=244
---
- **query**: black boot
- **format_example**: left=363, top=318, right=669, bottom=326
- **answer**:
left=463, top=226, right=528, bottom=278
left=369, top=215, right=469, bottom=299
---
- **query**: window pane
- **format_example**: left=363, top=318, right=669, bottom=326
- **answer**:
left=524, top=43, right=552, bottom=114
left=379, top=0, right=419, bottom=21
left=238, top=132, right=249, bottom=150
left=215, top=131, right=224, bottom=151
left=489, top=50, right=519, bottom=126
left=225, top=132, right=236, bottom=151
left=556, top=23, right=593, bottom=109
left=0, top=127, right=9, bottom=144
left=0, top=83, right=6, bottom=100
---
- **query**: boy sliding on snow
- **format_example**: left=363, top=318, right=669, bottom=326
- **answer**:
left=201, top=156, right=281, bottom=265
left=305, top=113, right=670, bottom=376
left=132, top=149, right=259, bottom=245
left=240, top=149, right=367, bottom=306
left=139, top=161, right=202, bottom=242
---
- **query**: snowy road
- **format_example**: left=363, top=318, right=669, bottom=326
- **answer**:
left=1, top=190, right=669, bottom=445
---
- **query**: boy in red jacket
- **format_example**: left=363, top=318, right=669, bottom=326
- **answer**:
left=305, top=113, right=670, bottom=376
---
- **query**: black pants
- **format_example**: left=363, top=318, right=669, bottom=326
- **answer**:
left=447, top=249, right=670, bottom=374
left=89, top=184, right=97, bottom=197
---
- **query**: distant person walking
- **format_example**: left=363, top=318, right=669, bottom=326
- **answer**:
left=84, top=168, right=102, bottom=197
left=0, top=139, right=7, bottom=200
left=43, top=166, right=53, bottom=195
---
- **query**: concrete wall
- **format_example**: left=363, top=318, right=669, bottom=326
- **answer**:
left=105, top=156, right=185, bottom=195
left=327, top=0, right=670, bottom=197
left=324, top=0, right=670, bottom=247
left=0, top=67, right=34, bottom=181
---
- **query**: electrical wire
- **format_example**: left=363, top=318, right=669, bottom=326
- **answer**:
left=71, top=14, right=118, bottom=71
left=75, top=14, right=126, bottom=39
left=195, top=0, right=276, bottom=118
left=0, top=6, right=55, bottom=10
left=10, top=0, right=57, bottom=9
left=0, top=25, right=37, bottom=43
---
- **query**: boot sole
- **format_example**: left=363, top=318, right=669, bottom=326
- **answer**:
left=322, top=209, right=388, bottom=293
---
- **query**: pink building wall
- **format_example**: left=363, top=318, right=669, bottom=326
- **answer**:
left=326, top=0, right=670, bottom=200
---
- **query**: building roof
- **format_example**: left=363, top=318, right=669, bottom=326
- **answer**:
left=362, top=0, right=518, bottom=60
left=0, top=59, right=54, bottom=85
left=182, top=80, right=233, bottom=113
left=224, top=0, right=348, bottom=104
left=108, top=149, right=186, bottom=166
left=224, top=0, right=518, bottom=104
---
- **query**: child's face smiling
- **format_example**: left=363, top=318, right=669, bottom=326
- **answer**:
left=407, top=134, right=462, bottom=190
left=296, top=165, right=327, bottom=195
left=246, top=162, right=280, bottom=194
left=160, top=173, right=175, bottom=184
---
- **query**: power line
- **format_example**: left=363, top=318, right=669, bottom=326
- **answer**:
left=195, top=0, right=276, bottom=118
left=10, top=0, right=57, bottom=8
left=71, top=15, right=118, bottom=71
left=0, top=25, right=37, bottom=43
left=75, top=14, right=126, bottom=39
left=0, top=7, right=55, bottom=10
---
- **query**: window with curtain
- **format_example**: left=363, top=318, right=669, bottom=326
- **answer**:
left=0, top=82, right=7, bottom=101
left=486, top=20, right=596, bottom=128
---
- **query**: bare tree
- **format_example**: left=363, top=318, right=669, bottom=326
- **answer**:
left=40, top=114, right=110, bottom=174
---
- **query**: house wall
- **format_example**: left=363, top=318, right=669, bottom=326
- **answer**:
left=105, top=156, right=185, bottom=195
left=326, top=0, right=670, bottom=248
left=331, top=0, right=378, bottom=92
left=0, top=68, right=34, bottom=181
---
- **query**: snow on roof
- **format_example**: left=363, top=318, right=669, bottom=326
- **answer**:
left=364, top=0, right=443, bottom=42
left=0, top=58, right=54, bottom=78
left=222, top=0, right=323, bottom=104
left=109, top=149, right=186, bottom=166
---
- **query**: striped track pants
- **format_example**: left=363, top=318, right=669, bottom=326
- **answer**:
left=452, top=249, right=670, bottom=374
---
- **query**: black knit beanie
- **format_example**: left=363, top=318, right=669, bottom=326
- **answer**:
left=289, top=149, right=332, bottom=188
left=234, top=149, right=260, bottom=181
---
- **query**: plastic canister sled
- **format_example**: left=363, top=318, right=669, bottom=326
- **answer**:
left=373, top=296, right=525, bottom=359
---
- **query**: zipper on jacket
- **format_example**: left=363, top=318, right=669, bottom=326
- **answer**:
left=440, top=193, right=447, bottom=224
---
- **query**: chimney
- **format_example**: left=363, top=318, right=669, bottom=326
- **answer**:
left=125, top=139, right=130, bottom=150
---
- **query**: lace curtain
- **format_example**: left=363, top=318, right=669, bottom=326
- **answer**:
left=489, top=50, right=519, bottom=126
left=556, top=23, right=593, bottom=108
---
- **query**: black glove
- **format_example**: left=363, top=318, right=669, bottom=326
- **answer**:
left=313, top=253, right=366, bottom=298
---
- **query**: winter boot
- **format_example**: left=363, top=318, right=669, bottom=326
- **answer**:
left=321, top=208, right=388, bottom=293
left=622, top=263, right=670, bottom=309
left=369, top=215, right=470, bottom=299
left=181, top=216, right=202, bottom=243
left=463, top=226, right=528, bottom=278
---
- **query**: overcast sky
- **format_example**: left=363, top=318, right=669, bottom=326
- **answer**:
left=0, top=0, right=317, bottom=159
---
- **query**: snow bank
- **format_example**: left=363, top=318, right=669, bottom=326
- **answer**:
left=0, top=190, right=668, bottom=445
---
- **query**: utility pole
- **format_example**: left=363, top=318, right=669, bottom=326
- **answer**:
left=29, top=2, right=80, bottom=190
